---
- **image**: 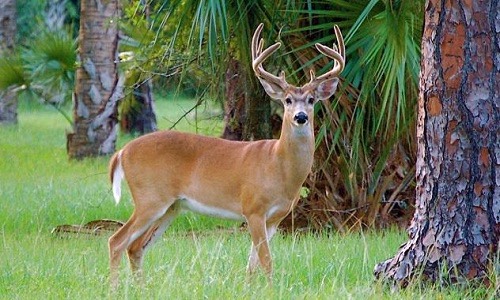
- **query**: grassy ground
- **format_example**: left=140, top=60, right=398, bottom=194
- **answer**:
left=0, top=97, right=495, bottom=299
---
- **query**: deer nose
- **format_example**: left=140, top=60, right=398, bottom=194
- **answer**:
left=294, top=112, right=308, bottom=124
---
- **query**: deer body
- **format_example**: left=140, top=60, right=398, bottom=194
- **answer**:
left=108, top=23, right=344, bottom=288
left=112, top=129, right=313, bottom=221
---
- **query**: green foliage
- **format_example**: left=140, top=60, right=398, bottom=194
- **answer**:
left=22, top=29, right=77, bottom=104
left=16, top=0, right=80, bottom=44
left=119, top=0, right=284, bottom=100
left=0, top=29, right=76, bottom=123
left=16, top=0, right=47, bottom=43
left=0, top=54, right=25, bottom=89
left=287, top=0, right=422, bottom=142
left=275, top=0, right=423, bottom=229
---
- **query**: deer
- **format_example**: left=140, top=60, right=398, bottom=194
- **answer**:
left=107, top=23, right=345, bottom=287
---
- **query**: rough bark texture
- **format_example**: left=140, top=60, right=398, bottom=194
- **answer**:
left=0, top=0, right=15, bottom=53
left=67, top=0, right=123, bottom=159
left=374, top=0, right=500, bottom=286
left=244, top=83, right=272, bottom=140
left=221, top=58, right=246, bottom=141
left=0, top=0, right=18, bottom=125
left=222, top=54, right=274, bottom=141
left=119, top=0, right=157, bottom=136
left=120, top=79, right=157, bottom=135
left=44, top=0, right=67, bottom=30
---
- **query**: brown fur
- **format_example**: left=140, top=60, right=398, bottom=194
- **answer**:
left=108, top=151, right=119, bottom=184
left=107, top=23, right=344, bottom=289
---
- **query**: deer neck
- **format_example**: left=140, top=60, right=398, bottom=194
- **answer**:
left=275, top=119, right=315, bottom=179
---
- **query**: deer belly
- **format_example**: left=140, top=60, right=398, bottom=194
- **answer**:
left=178, top=196, right=245, bottom=221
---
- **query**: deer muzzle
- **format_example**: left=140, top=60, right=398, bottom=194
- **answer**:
left=294, top=112, right=308, bottom=125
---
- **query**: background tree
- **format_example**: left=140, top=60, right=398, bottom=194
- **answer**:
left=374, top=0, right=499, bottom=286
left=0, top=0, right=78, bottom=124
left=0, top=0, right=18, bottom=124
left=278, top=0, right=423, bottom=230
left=119, top=0, right=157, bottom=135
left=134, top=0, right=278, bottom=140
left=67, top=0, right=123, bottom=159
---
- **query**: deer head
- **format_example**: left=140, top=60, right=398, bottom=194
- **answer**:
left=251, top=23, right=345, bottom=129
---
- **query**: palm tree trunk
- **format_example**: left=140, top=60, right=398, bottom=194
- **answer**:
left=0, top=0, right=18, bottom=125
left=119, top=1, right=157, bottom=135
left=120, top=78, right=157, bottom=135
left=67, top=0, right=123, bottom=159
left=221, top=57, right=246, bottom=140
left=240, top=19, right=272, bottom=141
left=374, top=0, right=499, bottom=286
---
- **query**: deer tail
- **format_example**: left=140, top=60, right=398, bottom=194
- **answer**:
left=109, top=150, right=124, bottom=205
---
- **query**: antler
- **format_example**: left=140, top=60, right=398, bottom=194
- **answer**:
left=310, top=25, right=345, bottom=83
left=251, top=23, right=289, bottom=89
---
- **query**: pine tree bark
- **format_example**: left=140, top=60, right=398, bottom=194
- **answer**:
left=0, top=0, right=18, bottom=125
left=374, top=0, right=499, bottom=286
left=67, top=0, right=123, bottom=159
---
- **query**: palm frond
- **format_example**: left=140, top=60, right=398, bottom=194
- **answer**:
left=279, top=0, right=423, bottom=230
left=22, top=29, right=77, bottom=104
left=0, top=54, right=27, bottom=90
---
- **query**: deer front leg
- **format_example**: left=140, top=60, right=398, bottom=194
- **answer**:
left=247, top=223, right=278, bottom=274
left=245, top=214, right=273, bottom=277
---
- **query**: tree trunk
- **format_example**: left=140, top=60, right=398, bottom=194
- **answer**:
left=0, top=0, right=18, bottom=125
left=239, top=19, right=272, bottom=141
left=243, top=79, right=272, bottom=140
left=120, top=79, right=157, bottom=135
left=44, top=0, right=67, bottom=30
left=119, top=0, right=157, bottom=135
left=67, top=0, right=123, bottom=159
left=221, top=57, right=246, bottom=141
left=374, top=0, right=499, bottom=287
left=223, top=51, right=272, bottom=141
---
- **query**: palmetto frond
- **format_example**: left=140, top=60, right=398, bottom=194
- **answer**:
left=0, top=54, right=26, bottom=90
left=279, top=0, right=423, bottom=230
left=22, top=29, right=77, bottom=104
left=0, top=29, right=76, bottom=124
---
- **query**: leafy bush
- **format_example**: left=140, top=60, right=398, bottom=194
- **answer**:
left=0, top=29, right=76, bottom=122
left=281, top=0, right=423, bottom=231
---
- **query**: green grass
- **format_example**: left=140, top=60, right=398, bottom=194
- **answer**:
left=0, top=97, right=495, bottom=299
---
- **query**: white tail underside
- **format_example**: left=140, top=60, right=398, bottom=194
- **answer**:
left=112, top=150, right=124, bottom=204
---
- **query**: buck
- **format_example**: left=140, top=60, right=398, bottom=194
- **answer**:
left=108, top=23, right=345, bottom=286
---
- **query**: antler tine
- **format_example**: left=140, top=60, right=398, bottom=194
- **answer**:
left=313, top=25, right=345, bottom=82
left=251, top=23, right=288, bottom=89
left=251, top=23, right=264, bottom=60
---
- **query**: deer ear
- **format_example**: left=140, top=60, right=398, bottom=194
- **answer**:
left=315, top=78, right=339, bottom=100
left=258, top=78, right=286, bottom=100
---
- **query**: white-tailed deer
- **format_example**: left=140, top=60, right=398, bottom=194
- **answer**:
left=108, top=23, right=345, bottom=287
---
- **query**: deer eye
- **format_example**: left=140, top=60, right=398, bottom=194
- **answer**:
left=307, top=97, right=315, bottom=105
left=285, top=97, right=292, bottom=105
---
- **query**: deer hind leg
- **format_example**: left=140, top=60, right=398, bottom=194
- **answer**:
left=108, top=201, right=172, bottom=288
left=127, top=203, right=180, bottom=275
